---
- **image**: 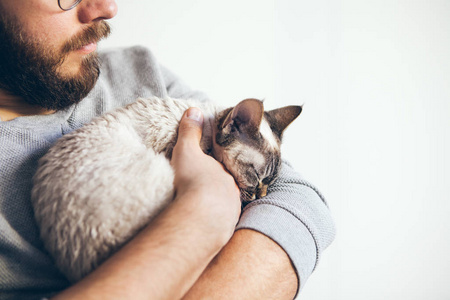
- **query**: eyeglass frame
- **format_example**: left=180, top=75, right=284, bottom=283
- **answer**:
left=58, top=0, right=83, bottom=11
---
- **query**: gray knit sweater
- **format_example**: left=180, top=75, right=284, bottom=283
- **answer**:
left=0, top=46, right=335, bottom=300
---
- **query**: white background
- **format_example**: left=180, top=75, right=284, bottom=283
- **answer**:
left=101, top=1, right=450, bottom=299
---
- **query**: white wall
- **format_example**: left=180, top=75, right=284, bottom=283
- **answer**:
left=101, top=1, right=450, bottom=299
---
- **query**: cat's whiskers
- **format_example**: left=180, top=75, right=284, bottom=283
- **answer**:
left=240, top=188, right=256, bottom=202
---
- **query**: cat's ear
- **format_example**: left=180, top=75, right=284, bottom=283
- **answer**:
left=266, top=105, right=302, bottom=138
left=222, top=98, right=264, bottom=133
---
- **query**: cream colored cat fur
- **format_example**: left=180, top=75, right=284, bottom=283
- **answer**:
left=31, top=96, right=301, bottom=282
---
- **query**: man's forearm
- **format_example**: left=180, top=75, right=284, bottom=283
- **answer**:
left=51, top=194, right=228, bottom=300
left=182, top=229, right=298, bottom=300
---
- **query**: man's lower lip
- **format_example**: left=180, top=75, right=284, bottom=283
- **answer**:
left=77, top=42, right=97, bottom=54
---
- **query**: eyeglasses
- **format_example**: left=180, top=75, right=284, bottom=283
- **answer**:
left=58, top=0, right=82, bottom=11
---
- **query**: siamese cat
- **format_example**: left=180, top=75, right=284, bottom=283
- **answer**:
left=32, top=97, right=301, bottom=281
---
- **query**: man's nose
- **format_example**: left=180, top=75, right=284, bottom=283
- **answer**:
left=77, top=0, right=118, bottom=24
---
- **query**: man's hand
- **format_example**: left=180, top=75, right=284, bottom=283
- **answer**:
left=52, top=108, right=241, bottom=300
left=171, top=107, right=241, bottom=241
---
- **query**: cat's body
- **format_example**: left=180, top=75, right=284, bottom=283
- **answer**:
left=31, top=97, right=301, bottom=282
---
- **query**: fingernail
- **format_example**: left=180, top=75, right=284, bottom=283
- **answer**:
left=186, top=107, right=203, bottom=122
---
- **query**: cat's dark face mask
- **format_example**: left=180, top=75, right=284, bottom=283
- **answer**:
left=0, top=11, right=110, bottom=111
left=212, top=98, right=302, bottom=201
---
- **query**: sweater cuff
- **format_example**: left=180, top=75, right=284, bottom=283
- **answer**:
left=235, top=203, right=317, bottom=297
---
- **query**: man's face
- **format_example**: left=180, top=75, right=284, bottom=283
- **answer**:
left=0, top=0, right=118, bottom=111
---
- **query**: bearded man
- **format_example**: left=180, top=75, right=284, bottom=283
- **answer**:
left=0, top=1, right=335, bottom=299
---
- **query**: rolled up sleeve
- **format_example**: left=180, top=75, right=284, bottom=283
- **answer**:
left=235, top=160, right=336, bottom=296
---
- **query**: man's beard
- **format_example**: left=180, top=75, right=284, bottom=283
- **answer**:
left=0, top=13, right=111, bottom=111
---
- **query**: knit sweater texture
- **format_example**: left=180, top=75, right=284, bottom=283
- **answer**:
left=0, top=46, right=335, bottom=300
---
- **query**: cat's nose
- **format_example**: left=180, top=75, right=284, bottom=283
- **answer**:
left=256, top=183, right=268, bottom=198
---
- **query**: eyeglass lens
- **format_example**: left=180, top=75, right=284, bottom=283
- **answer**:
left=59, top=0, right=82, bottom=11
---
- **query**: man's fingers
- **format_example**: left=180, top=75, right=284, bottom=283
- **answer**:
left=177, top=107, right=204, bottom=147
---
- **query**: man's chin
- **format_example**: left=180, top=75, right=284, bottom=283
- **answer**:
left=57, top=51, right=95, bottom=79
left=27, top=53, right=101, bottom=111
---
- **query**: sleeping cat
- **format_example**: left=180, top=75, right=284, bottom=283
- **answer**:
left=31, top=96, right=301, bottom=282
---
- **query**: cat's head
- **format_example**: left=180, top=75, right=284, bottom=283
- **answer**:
left=212, top=98, right=302, bottom=201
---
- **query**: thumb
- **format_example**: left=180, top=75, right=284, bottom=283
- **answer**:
left=177, top=107, right=204, bottom=146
